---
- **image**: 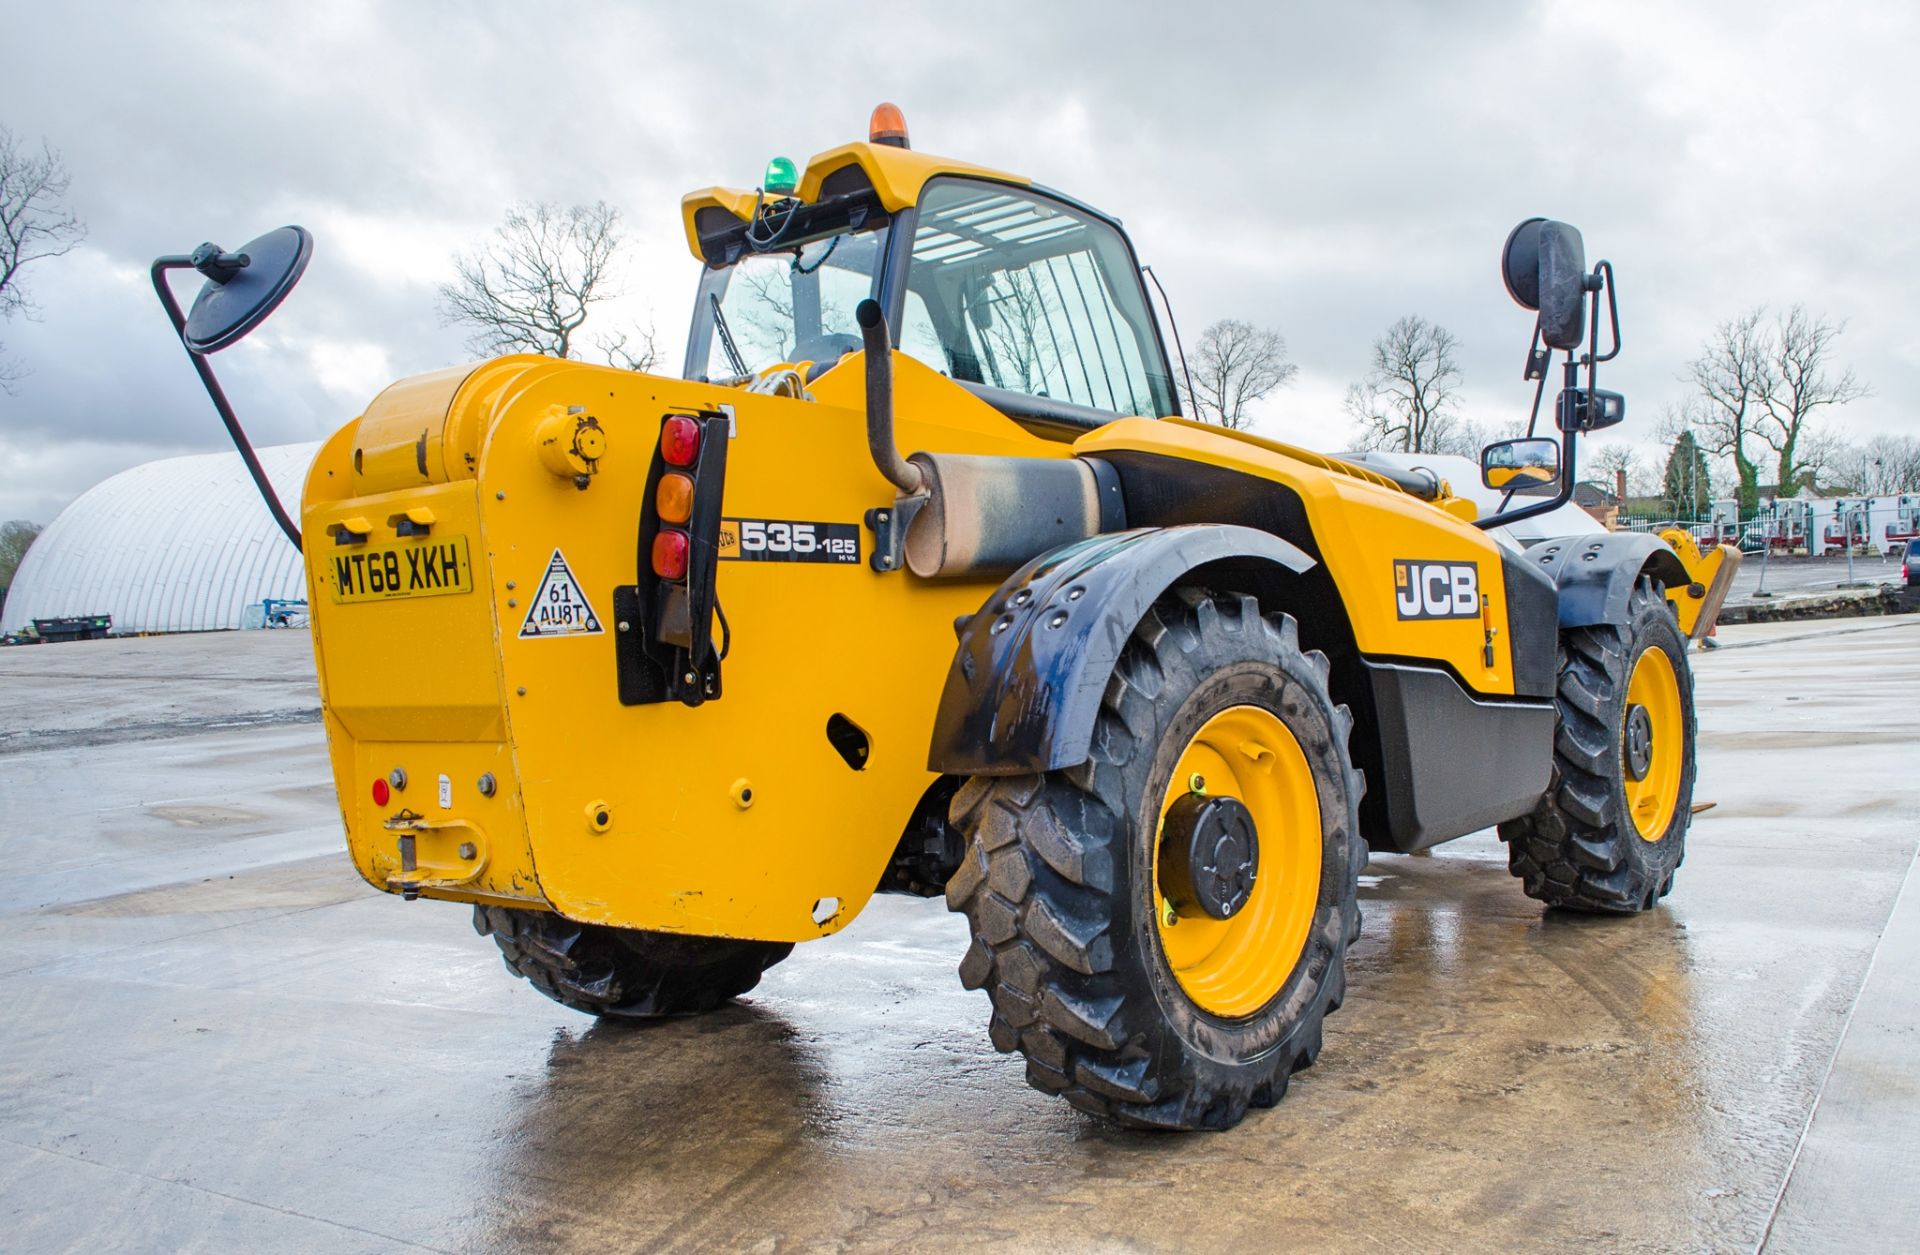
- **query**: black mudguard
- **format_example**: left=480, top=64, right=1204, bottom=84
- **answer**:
left=1525, top=532, right=1689, bottom=629
left=927, top=525, right=1315, bottom=777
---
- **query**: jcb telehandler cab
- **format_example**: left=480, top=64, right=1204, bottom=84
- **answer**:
left=155, top=105, right=1738, bottom=1131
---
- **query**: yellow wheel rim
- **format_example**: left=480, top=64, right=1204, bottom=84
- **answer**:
left=1152, top=705, right=1322, bottom=1019
left=1623, top=646, right=1683, bottom=842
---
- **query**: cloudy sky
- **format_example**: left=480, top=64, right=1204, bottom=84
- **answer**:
left=2, top=0, right=1915, bottom=523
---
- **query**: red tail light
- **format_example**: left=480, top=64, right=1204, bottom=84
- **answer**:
left=371, top=777, right=390, bottom=807
left=660, top=416, right=701, bottom=467
left=652, top=529, right=690, bottom=580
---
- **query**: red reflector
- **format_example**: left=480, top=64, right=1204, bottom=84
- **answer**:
left=660, top=416, right=701, bottom=467
left=371, top=777, right=390, bottom=807
left=652, top=529, right=690, bottom=580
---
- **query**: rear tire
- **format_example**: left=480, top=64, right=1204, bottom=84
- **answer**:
left=946, top=590, right=1365, bottom=1130
left=474, top=906, right=792, bottom=1017
left=1499, top=577, right=1695, bottom=913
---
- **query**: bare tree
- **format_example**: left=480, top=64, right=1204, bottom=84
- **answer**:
left=1590, top=442, right=1640, bottom=496
left=0, top=127, right=87, bottom=391
left=1758, top=305, right=1869, bottom=496
left=438, top=201, right=625, bottom=360
left=596, top=326, right=659, bottom=374
left=1824, top=433, right=1920, bottom=495
left=1344, top=316, right=1464, bottom=453
left=1181, top=319, right=1297, bottom=429
left=977, top=268, right=1059, bottom=396
left=1685, top=309, right=1772, bottom=513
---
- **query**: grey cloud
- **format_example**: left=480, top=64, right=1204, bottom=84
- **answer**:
left=1, top=0, right=1914, bottom=522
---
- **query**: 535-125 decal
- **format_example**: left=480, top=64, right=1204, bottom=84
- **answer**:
left=718, top=518, right=862, bottom=564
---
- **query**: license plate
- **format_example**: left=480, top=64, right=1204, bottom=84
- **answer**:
left=329, top=536, right=474, bottom=603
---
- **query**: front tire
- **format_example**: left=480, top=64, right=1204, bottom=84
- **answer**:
left=946, top=590, right=1365, bottom=1130
left=474, top=906, right=792, bottom=1017
left=1499, top=577, right=1695, bottom=913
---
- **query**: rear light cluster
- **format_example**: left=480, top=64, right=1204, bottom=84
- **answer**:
left=653, top=417, right=702, bottom=580
left=617, top=410, right=730, bottom=708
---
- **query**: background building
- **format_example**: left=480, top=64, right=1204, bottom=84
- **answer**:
left=0, top=443, right=318, bottom=635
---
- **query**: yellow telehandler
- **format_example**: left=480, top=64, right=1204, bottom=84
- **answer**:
left=154, top=105, right=1737, bottom=1130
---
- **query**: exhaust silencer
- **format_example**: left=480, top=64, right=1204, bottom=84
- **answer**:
left=903, top=452, right=1125, bottom=579
left=854, top=297, right=1125, bottom=578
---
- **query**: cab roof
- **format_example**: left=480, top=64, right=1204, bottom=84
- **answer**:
left=680, top=140, right=1030, bottom=264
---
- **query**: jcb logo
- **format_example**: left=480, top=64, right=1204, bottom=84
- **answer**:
left=1393, top=560, right=1480, bottom=620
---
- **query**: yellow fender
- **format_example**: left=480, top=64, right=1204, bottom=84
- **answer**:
left=1659, top=528, right=1743, bottom=640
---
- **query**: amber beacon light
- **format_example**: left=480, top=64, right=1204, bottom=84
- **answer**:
left=869, top=102, right=909, bottom=149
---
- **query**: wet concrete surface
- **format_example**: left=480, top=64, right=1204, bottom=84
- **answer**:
left=1, top=624, right=1916, bottom=1252
left=1723, top=551, right=1909, bottom=606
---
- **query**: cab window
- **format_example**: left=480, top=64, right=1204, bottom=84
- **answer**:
left=690, top=224, right=888, bottom=382
left=899, top=178, right=1174, bottom=419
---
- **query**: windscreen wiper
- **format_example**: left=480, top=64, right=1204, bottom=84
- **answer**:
left=710, top=292, right=750, bottom=379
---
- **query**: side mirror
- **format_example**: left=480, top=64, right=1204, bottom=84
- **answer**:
left=151, top=225, right=315, bottom=553
left=178, top=225, right=313, bottom=354
left=1501, top=218, right=1588, bottom=351
left=1482, top=437, right=1562, bottom=496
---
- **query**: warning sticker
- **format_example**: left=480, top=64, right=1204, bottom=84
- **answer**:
left=519, top=549, right=604, bottom=638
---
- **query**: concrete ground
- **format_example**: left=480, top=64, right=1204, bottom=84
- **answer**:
left=1722, top=549, right=1909, bottom=606
left=1, top=621, right=1916, bottom=1253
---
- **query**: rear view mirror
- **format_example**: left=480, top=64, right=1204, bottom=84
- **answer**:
left=1501, top=218, right=1588, bottom=351
left=179, top=225, right=313, bottom=354
left=151, top=225, right=315, bottom=552
left=1482, top=437, right=1561, bottom=496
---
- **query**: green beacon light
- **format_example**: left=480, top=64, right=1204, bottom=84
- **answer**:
left=763, top=156, right=799, bottom=197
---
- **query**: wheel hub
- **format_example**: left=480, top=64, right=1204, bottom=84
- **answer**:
left=1159, top=793, right=1260, bottom=920
left=1624, top=703, right=1654, bottom=781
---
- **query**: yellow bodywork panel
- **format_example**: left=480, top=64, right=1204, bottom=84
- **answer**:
left=681, top=141, right=1030, bottom=260
left=304, top=346, right=1533, bottom=941
left=1075, top=419, right=1523, bottom=696
left=305, top=354, right=1059, bottom=941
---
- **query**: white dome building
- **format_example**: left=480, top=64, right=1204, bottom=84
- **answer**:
left=1, top=442, right=320, bottom=635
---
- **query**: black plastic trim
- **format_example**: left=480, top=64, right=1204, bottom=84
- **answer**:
left=876, top=205, right=917, bottom=340
left=694, top=190, right=885, bottom=268
left=1362, top=660, right=1555, bottom=852
left=953, top=379, right=1131, bottom=432
left=1500, top=547, right=1560, bottom=698
left=927, top=525, right=1315, bottom=776
left=1525, top=532, right=1689, bottom=629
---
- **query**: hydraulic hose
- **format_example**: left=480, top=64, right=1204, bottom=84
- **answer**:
left=855, top=299, right=924, bottom=496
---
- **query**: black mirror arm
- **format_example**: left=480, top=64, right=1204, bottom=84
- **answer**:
left=1475, top=424, right=1578, bottom=531
left=151, top=257, right=303, bottom=552
left=1589, top=261, right=1620, bottom=365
